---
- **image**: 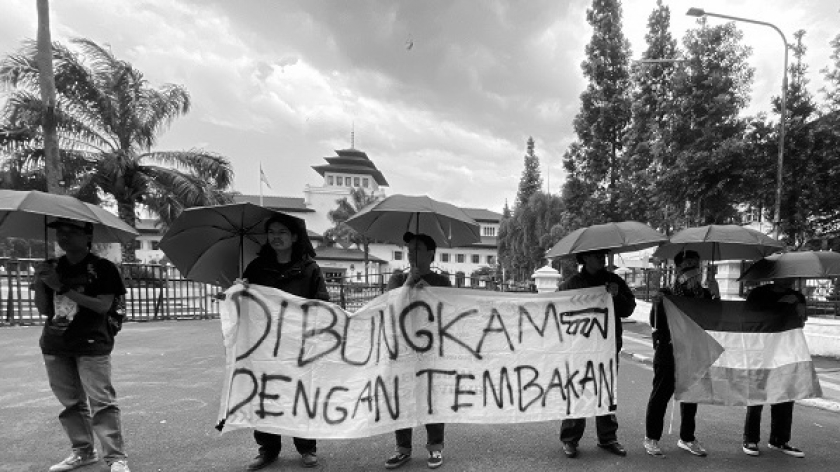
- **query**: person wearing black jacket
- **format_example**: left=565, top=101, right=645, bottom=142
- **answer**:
left=241, top=215, right=329, bottom=471
left=557, top=249, right=635, bottom=459
left=644, top=250, right=717, bottom=459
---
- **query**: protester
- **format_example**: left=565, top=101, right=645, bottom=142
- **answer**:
left=556, top=249, right=634, bottom=458
left=384, top=231, right=451, bottom=470
left=644, top=250, right=717, bottom=458
left=240, top=215, right=329, bottom=470
left=32, top=218, right=130, bottom=472
left=741, top=278, right=807, bottom=458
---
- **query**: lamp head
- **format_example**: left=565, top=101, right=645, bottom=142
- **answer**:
left=686, top=7, right=706, bottom=17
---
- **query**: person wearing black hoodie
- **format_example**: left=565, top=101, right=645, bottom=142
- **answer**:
left=241, top=214, right=329, bottom=471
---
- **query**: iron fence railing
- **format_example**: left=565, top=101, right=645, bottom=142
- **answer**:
left=2, top=259, right=835, bottom=325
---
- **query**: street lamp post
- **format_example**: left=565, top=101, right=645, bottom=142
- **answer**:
left=686, top=7, right=788, bottom=240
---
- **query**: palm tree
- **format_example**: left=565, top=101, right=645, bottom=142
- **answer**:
left=0, top=38, right=234, bottom=261
left=324, top=187, right=380, bottom=283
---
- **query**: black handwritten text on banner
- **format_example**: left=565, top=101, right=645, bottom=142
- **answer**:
left=217, top=285, right=617, bottom=439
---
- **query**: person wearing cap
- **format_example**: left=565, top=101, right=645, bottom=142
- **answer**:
left=556, top=249, right=634, bottom=459
left=644, top=250, right=717, bottom=459
left=32, top=218, right=130, bottom=472
left=741, top=277, right=806, bottom=458
left=240, top=214, right=329, bottom=470
left=384, top=231, right=450, bottom=470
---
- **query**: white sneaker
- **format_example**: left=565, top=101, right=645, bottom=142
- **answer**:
left=110, top=460, right=131, bottom=472
left=49, top=451, right=99, bottom=472
left=678, top=439, right=707, bottom=457
left=643, top=437, right=665, bottom=458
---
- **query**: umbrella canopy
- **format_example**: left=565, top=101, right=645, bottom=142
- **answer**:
left=159, top=202, right=312, bottom=286
left=344, top=194, right=480, bottom=248
left=545, top=221, right=668, bottom=258
left=739, top=251, right=840, bottom=281
left=653, top=225, right=785, bottom=262
left=0, top=189, right=138, bottom=245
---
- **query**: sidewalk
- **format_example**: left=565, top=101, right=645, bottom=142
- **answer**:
left=620, top=300, right=840, bottom=414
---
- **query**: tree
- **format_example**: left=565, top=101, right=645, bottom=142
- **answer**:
left=623, top=0, right=681, bottom=232
left=36, top=0, right=60, bottom=194
left=516, top=137, right=542, bottom=208
left=657, top=20, right=754, bottom=226
left=0, top=38, right=234, bottom=261
left=563, top=0, right=633, bottom=222
left=821, top=33, right=840, bottom=111
left=323, top=187, right=381, bottom=283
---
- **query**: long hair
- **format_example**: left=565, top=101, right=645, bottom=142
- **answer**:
left=258, top=215, right=314, bottom=263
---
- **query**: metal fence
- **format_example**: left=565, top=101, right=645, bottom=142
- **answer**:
left=1, top=259, right=223, bottom=326
left=2, top=259, right=835, bottom=325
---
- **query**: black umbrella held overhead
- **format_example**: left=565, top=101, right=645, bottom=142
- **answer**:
left=160, top=202, right=313, bottom=287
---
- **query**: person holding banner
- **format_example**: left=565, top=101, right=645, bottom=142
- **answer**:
left=557, top=249, right=633, bottom=458
left=644, top=250, right=716, bottom=458
left=384, top=231, right=451, bottom=470
left=240, top=215, right=329, bottom=470
left=742, top=278, right=806, bottom=458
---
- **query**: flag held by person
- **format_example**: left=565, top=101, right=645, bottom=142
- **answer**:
left=663, top=296, right=822, bottom=406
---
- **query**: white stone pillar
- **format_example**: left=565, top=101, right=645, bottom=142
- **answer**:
left=532, top=264, right=562, bottom=293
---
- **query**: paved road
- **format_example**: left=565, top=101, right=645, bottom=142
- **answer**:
left=2, top=320, right=839, bottom=472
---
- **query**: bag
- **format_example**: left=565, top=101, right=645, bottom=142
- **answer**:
left=107, top=294, right=126, bottom=336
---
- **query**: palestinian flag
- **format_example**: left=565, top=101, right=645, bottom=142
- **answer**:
left=663, top=296, right=822, bottom=406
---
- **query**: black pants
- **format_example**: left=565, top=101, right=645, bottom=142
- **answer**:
left=395, top=424, right=445, bottom=454
left=645, top=346, right=697, bottom=441
left=560, top=414, right=619, bottom=445
left=254, top=430, right=316, bottom=456
left=743, top=402, right=794, bottom=446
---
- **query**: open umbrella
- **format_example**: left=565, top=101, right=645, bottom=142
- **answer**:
left=0, top=189, right=139, bottom=251
left=344, top=194, right=480, bottom=248
left=159, top=202, right=312, bottom=287
left=739, top=251, right=840, bottom=281
left=653, top=224, right=785, bottom=261
left=545, top=221, right=667, bottom=258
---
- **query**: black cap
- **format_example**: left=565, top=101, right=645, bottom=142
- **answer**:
left=403, top=231, right=437, bottom=251
left=575, top=249, right=607, bottom=264
left=47, top=218, right=94, bottom=234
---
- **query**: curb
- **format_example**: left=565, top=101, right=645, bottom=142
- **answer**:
left=619, top=349, right=840, bottom=414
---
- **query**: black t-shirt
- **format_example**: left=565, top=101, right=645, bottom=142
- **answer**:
left=39, top=253, right=127, bottom=356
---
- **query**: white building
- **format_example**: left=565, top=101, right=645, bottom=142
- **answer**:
left=135, top=148, right=502, bottom=286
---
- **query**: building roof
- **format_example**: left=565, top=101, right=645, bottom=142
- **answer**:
left=233, top=195, right=314, bottom=212
left=312, top=148, right=389, bottom=186
left=462, top=208, right=503, bottom=223
left=314, top=245, right=387, bottom=263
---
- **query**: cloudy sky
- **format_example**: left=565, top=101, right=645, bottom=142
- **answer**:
left=1, top=1, right=837, bottom=214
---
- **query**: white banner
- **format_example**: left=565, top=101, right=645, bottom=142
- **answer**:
left=217, top=284, right=617, bottom=439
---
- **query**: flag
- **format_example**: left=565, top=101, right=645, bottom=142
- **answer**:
left=664, top=296, right=822, bottom=406
left=259, top=164, right=272, bottom=189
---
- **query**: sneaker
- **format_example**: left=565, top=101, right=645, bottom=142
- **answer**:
left=427, top=451, right=443, bottom=469
left=301, top=452, right=318, bottom=468
left=678, top=439, right=707, bottom=457
left=562, top=442, right=578, bottom=458
left=768, top=443, right=804, bottom=458
left=49, top=451, right=99, bottom=471
left=643, top=438, right=665, bottom=458
left=385, top=452, right=411, bottom=469
left=110, top=460, right=131, bottom=472
left=742, top=442, right=760, bottom=456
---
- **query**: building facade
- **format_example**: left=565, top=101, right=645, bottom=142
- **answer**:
left=132, top=148, right=502, bottom=285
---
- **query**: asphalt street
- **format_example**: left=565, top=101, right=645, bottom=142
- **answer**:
left=2, top=320, right=839, bottom=472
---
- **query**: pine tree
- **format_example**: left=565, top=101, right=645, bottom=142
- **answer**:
left=516, top=137, right=543, bottom=208
left=563, top=0, right=632, bottom=222
left=622, top=0, right=680, bottom=232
